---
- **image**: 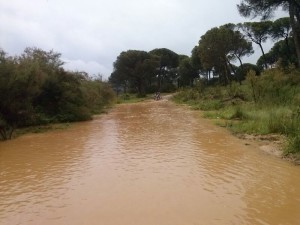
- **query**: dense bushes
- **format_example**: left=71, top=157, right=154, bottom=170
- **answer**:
left=173, top=68, right=300, bottom=157
left=0, top=47, right=116, bottom=140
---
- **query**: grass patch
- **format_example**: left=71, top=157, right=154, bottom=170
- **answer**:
left=284, top=135, right=300, bottom=155
left=228, top=120, right=270, bottom=135
left=191, top=100, right=224, bottom=111
left=174, top=70, right=300, bottom=159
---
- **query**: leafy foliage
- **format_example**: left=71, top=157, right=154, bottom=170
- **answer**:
left=0, top=48, right=115, bottom=140
left=237, top=0, right=300, bottom=66
left=270, top=17, right=291, bottom=41
left=149, top=48, right=179, bottom=91
left=238, top=21, right=273, bottom=69
left=174, top=67, right=300, bottom=155
left=177, top=56, right=199, bottom=87
left=197, top=24, right=253, bottom=84
left=111, top=50, right=158, bottom=97
left=110, top=48, right=179, bottom=95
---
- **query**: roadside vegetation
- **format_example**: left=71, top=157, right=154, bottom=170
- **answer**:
left=172, top=68, right=300, bottom=159
left=107, top=1, right=300, bottom=159
left=0, top=47, right=116, bottom=141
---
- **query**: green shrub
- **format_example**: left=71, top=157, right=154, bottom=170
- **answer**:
left=230, top=107, right=249, bottom=120
left=173, top=88, right=200, bottom=103
left=173, top=68, right=300, bottom=158
left=226, top=82, right=245, bottom=99
left=284, top=135, right=300, bottom=155
left=196, top=100, right=224, bottom=111
left=267, top=108, right=291, bottom=134
left=245, top=70, right=264, bottom=103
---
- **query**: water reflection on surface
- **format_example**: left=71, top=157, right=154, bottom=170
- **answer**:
left=1, top=99, right=300, bottom=225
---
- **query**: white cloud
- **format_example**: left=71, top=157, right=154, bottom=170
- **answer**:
left=62, top=58, right=111, bottom=78
left=0, top=0, right=288, bottom=79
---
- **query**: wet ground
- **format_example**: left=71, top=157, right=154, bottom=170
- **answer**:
left=1, top=98, right=300, bottom=225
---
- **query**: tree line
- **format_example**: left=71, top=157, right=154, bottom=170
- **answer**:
left=171, top=0, right=300, bottom=156
left=0, top=47, right=115, bottom=140
left=109, top=0, right=300, bottom=92
left=109, top=48, right=181, bottom=97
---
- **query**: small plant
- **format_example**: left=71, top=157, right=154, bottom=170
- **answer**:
left=199, top=100, right=224, bottom=111
left=246, top=70, right=261, bottom=103
left=230, top=107, right=248, bottom=120
left=284, top=135, right=300, bottom=156
left=226, top=82, right=244, bottom=99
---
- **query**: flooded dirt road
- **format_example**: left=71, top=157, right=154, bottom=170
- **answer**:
left=1, top=99, right=300, bottom=225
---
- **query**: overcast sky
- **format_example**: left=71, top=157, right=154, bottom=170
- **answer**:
left=0, top=0, right=286, bottom=79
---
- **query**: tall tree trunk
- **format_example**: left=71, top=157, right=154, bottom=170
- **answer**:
left=227, top=59, right=236, bottom=76
left=258, top=43, right=268, bottom=69
left=223, top=58, right=230, bottom=85
left=226, top=58, right=241, bottom=84
left=137, top=80, right=142, bottom=97
left=157, top=66, right=163, bottom=91
left=123, top=81, right=127, bottom=94
left=236, top=55, right=244, bottom=85
left=236, top=55, right=244, bottom=68
left=285, top=37, right=291, bottom=56
left=289, top=2, right=300, bottom=67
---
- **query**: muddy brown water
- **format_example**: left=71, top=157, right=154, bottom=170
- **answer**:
left=1, top=99, right=300, bottom=225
